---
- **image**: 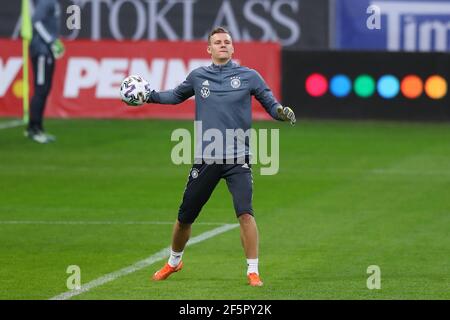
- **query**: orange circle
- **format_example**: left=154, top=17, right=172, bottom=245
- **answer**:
left=425, top=75, right=447, bottom=99
left=401, top=75, right=423, bottom=99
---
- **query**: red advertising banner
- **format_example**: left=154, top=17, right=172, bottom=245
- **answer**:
left=0, top=40, right=280, bottom=120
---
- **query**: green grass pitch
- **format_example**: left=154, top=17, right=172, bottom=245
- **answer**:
left=0, top=118, right=449, bottom=299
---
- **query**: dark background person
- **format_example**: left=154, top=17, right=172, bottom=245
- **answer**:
left=25, top=0, right=65, bottom=143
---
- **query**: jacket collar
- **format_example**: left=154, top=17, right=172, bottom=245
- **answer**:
left=210, top=60, right=236, bottom=70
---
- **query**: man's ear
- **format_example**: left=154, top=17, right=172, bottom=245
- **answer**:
left=207, top=46, right=212, bottom=54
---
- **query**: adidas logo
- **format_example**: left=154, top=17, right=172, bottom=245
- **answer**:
left=202, top=80, right=209, bottom=86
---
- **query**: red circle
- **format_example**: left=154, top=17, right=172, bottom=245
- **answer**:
left=305, top=73, right=328, bottom=97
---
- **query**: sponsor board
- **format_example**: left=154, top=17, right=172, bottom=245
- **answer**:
left=335, top=0, right=450, bottom=52
left=0, top=40, right=280, bottom=119
left=2, top=0, right=329, bottom=49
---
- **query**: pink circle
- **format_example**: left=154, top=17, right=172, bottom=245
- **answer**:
left=305, top=73, right=328, bottom=97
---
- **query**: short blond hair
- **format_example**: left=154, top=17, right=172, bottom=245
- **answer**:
left=208, top=27, right=232, bottom=44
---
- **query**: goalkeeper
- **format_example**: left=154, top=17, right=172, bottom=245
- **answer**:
left=140, top=27, right=295, bottom=286
left=25, top=0, right=65, bottom=144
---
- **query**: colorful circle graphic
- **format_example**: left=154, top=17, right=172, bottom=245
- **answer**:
left=305, top=73, right=447, bottom=100
left=354, top=75, right=376, bottom=98
left=330, top=75, right=352, bottom=98
left=401, top=75, right=423, bottom=99
left=425, top=75, right=447, bottom=99
left=377, top=75, right=400, bottom=99
left=305, top=73, right=328, bottom=97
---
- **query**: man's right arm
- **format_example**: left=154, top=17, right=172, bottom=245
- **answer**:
left=147, top=73, right=195, bottom=104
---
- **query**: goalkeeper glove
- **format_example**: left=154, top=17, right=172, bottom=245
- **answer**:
left=50, top=39, right=65, bottom=59
left=276, top=105, right=296, bottom=125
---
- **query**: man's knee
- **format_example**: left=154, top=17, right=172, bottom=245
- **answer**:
left=238, top=212, right=254, bottom=223
left=176, top=219, right=192, bottom=229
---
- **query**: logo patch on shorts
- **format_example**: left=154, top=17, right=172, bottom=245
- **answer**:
left=191, top=168, right=199, bottom=179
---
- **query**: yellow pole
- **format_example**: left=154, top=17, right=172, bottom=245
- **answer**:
left=22, top=38, right=30, bottom=124
left=21, top=0, right=32, bottom=125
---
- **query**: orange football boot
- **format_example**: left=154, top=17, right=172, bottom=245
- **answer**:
left=152, top=261, right=183, bottom=281
left=247, top=273, right=263, bottom=287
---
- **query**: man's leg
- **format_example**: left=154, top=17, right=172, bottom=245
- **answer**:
left=27, top=53, right=55, bottom=143
left=171, top=220, right=191, bottom=253
left=152, top=163, right=221, bottom=281
left=224, top=163, right=263, bottom=286
left=238, top=213, right=259, bottom=259
left=152, top=221, right=193, bottom=281
left=156, top=220, right=191, bottom=277
left=239, top=213, right=263, bottom=286
left=28, top=54, right=55, bottom=132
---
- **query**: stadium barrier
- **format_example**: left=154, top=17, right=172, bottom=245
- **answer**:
left=0, top=39, right=280, bottom=120
left=282, top=50, right=450, bottom=121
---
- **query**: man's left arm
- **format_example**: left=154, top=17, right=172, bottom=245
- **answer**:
left=251, top=70, right=296, bottom=125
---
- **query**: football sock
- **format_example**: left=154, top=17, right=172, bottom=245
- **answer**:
left=168, top=249, right=183, bottom=267
left=247, top=258, right=259, bottom=275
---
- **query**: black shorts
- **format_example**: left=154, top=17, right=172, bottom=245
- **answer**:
left=178, top=160, right=253, bottom=224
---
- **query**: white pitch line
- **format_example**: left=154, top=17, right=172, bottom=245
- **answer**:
left=49, top=223, right=239, bottom=300
left=0, top=220, right=228, bottom=226
left=371, top=169, right=450, bottom=176
left=0, top=119, right=23, bottom=130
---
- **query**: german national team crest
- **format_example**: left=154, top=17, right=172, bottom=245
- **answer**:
left=230, top=76, right=241, bottom=89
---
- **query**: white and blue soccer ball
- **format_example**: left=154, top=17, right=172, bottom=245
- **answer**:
left=120, top=75, right=150, bottom=106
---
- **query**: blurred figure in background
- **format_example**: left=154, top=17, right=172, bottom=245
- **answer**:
left=25, top=0, right=65, bottom=143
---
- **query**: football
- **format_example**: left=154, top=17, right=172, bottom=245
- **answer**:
left=120, top=75, right=150, bottom=106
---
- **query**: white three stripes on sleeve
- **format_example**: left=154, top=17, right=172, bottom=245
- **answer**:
left=34, top=21, right=53, bottom=44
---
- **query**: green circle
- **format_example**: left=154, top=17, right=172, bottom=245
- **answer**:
left=354, top=75, right=376, bottom=98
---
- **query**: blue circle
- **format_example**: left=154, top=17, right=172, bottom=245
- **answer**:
left=330, top=75, right=352, bottom=98
left=377, top=75, right=400, bottom=99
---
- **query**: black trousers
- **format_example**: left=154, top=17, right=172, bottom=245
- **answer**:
left=28, top=52, right=55, bottom=131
